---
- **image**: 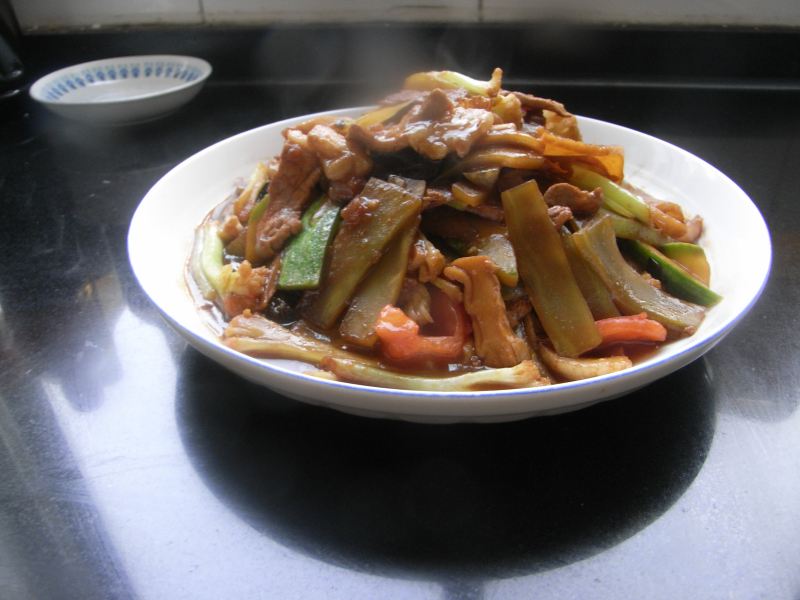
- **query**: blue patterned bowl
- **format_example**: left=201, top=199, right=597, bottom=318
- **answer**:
left=30, top=55, right=212, bottom=124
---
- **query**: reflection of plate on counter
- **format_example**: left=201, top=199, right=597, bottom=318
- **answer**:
left=128, top=107, right=771, bottom=423
left=30, top=55, right=211, bottom=124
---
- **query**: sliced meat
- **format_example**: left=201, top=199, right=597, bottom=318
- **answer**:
left=407, top=233, right=445, bottom=283
left=307, top=124, right=372, bottom=183
left=652, top=200, right=685, bottom=220
left=505, top=297, right=533, bottom=329
left=444, top=256, right=531, bottom=368
left=348, top=100, right=440, bottom=154
left=421, top=186, right=453, bottom=211
left=407, top=106, right=495, bottom=160
left=349, top=91, right=494, bottom=161
left=548, top=205, right=574, bottom=230
left=219, top=214, right=243, bottom=244
left=543, top=111, right=582, bottom=141
left=492, top=92, right=524, bottom=129
left=513, top=91, right=571, bottom=117
left=621, top=181, right=703, bottom=242
left=307, top=123, right=350, bottom=159
left=349, top=120, right=410, bottom=154
left=463, top=203, right=505, bottom=222
left=430, top=276, right=463, bottom=304
left=378, top=88, right=492, bottom=111
left=680, top=216, right=703, bottom=243
left=447, top=88, right=493, bottom=111
left=219, top=259, right=279, bottom=318
left=650, top=205, right=688, bottom=240
left=543, top=182, right=603, bottom=217
left=416, top=88, right=453, bottom=121
left=397, top=278, right=433, bottom=326
left=328, top=176, right=367, bottom=203
left=252, top=131, right=321, bottom=262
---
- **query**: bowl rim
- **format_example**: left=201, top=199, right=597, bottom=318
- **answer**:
left=127, top=107, right=772, bottom=406
left=29, top=54, right=212, bottom=106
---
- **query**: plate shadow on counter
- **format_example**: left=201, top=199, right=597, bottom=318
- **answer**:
left=176, top=348, right=716, bottom=582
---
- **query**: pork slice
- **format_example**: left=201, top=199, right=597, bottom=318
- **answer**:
left=543, top=183, right=602, bottom=217
left=513, top=91, right=572, bottom=117
left=253, top=138, right=321, bottom=261
left=407, top=106, right=495, bottom=160
left=407, top=233, right=445, bottom=283
left=548, top=205, right=574, bottom=230
left=349, top=90, right=494, bottom=160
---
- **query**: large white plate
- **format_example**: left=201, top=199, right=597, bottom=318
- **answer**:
left=128, top=107, right=771, bottom=423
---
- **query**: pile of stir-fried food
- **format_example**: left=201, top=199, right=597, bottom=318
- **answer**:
left=190, top=68, right=721, bottom=391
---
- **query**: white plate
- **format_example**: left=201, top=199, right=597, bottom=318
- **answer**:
left=30, top=55, right=211, bottom=125
left=128, top=107, right=771, bottom=423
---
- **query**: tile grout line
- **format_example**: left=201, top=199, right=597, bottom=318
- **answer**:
left=198, top=0, right=206, bottom=25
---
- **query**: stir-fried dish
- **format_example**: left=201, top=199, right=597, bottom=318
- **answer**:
left=189, top=68, right=722, bottom=391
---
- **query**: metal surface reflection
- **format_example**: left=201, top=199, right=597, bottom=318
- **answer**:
left=176, top=349, right=715, bottom=583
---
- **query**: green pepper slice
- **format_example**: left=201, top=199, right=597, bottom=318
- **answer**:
left=278, top=196, right=340, bottom=291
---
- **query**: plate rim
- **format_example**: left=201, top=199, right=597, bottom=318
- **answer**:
left=127, top=107, right=772, bottom=414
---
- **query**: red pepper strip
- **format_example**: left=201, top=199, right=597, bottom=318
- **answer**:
left=375, top=294, right=469, bottom=364
left=595, top=313, right=667, bottom=345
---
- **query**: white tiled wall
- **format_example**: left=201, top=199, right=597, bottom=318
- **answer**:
left=482, top=0, right=800, bottom=26
left=11, top=0, right=800, bottom=29
left=12, top=0, right=202, bottom=29
left=202, top=0, right=478, bottom=23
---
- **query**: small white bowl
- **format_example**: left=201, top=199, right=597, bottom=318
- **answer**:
left=30, top=55, right=212, bottom=125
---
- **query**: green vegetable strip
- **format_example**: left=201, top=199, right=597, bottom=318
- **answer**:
left=305, top=178, right=422, bottom=330
left=620, top=239, right=722, bottom=307
left=355, top=101, right=411, bottom=127
left=278, top=196, right=340, bottom=291
left=502, top=180, right=601, bottom=357
left=223, top=313, right=379, bottom=366
left=321, top=358, right=545, bottom=391
left=446, top=235, right=518, bottom=288
left=660, top=242, right=711, bottom=285
left=562, top=234, right=620, bottom=319
left=339, top=220, right=417, bottom=347
left=245, top=193, right=271, bottom=264
left=571, top=217, right=705, bottom=335
left=474, top=234, right=518, bottom=288
left=570, top=165, right=651, bottom=224
left=597, top=209, right=674, bottom=247
left=198, top=222, right=225, bottom=297
left=424, top=209, right=518, bottom=287
left=404, top=69, right=501, bottom=97
left=438, top=71, right=495, bottom=95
